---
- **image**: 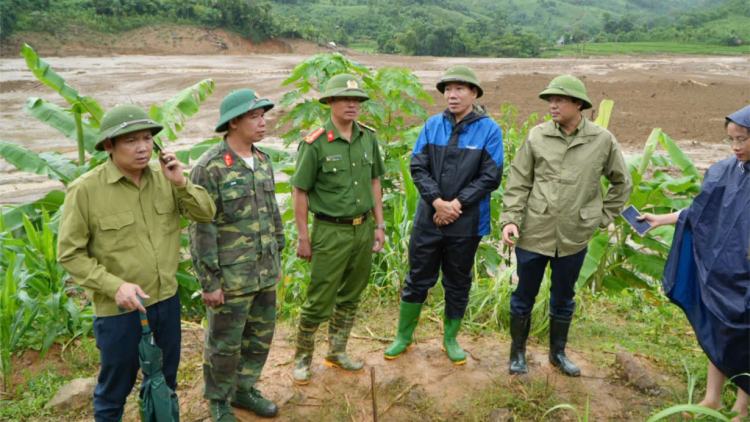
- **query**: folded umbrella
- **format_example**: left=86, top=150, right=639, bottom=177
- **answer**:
left=137, top=298, right=180, bottom=422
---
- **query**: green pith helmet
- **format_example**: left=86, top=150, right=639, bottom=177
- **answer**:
left=538, top=75, right=593, bottom=110
left=96, top=105, right=163, bottom=151
left=318, top=74, right=370, bottom=103
left=436, top=65, right=483, bottom=98
left=215, top=89, right=275, bottom=132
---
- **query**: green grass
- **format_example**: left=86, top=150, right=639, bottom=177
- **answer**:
left=349, top=40, right=378, bottom=53
left=541, top=42, right=750, bottom=57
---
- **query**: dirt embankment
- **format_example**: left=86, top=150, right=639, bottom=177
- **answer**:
left=0, top=25, right=327, bottom=57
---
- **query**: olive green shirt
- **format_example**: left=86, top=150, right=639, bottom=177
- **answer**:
left=292, top=119, right=386, bottom=218
left=57, top=159, right=216, bottom=316
left=499, top=118, right=633, bottom=257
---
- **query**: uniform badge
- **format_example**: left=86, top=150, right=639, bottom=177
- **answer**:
left=305, top=128, right=325, bottom=144
left=327, top=131, right=335, bottom=142
left=347, top=80, right=358, bottom=89
left=223, top=152, right=234, bottom=167
left=326, top=155, right=343, bottom=162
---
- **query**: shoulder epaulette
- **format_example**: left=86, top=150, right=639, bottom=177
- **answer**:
left=357, top=121, right=377, bottom=133
left=304, top=128, right=325, bottom=144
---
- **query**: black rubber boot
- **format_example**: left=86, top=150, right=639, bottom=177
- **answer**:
left=549, top=314, right=581, bottom=377
left=509, top=311, right=531, bottom=374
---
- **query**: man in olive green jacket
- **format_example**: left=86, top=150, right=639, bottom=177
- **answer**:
left=500, top=75, right=632, bottom=377
left=57, top=105, right=216, bottom=422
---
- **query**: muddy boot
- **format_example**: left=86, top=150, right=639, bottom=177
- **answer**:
left=293, top=319, right=320, bottom=385
left=231, top=387, right=278, bottom=418
left=509, top=311, right=531, bottom=375
left=442, top=317, right=466, bottom=365
left=210, top=399, right=237, bottom=422
left=384, top=301, right=423, bottom=360
left=549, top=314, right=581, bottom=377
left=323, top=306, right=364, bottom=372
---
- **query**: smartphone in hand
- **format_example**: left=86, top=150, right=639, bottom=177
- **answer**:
left=621, top=205, right=652, bottom=237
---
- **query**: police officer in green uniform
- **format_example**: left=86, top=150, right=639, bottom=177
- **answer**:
left=291, top=73, right=387, bottom=385
left=189, top=89, right=285, bottom=421
left=500, top=75, right=632, bottom=377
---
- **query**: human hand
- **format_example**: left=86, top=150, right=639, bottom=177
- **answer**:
left=637, top=213, right=669, bottom=229
left=297, top=238, right=312, bottom=262
left=159, top=150, right=187, bottom=187
left=432, top=198, right=461, bottom=225
left=202, top=289, right=225, bottom=308
left=502, top=224, right=520, bottom=246
left=115, top=282, right=150, bottom=313
left=373, top=228, right=385, bottom=253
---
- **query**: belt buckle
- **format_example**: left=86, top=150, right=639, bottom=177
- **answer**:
left=352, top=216, right=364, bottom=226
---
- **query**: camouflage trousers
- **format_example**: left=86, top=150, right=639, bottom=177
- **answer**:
left=203, top=285, right=276, bottom=400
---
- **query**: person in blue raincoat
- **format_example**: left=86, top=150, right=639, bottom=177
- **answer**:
left=639, top=105, right=750, bottom=421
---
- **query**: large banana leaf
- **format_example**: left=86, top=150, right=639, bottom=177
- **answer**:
left=658, top=132, right=701, bottom=179
left=576, top=231, right=610, bottom=288
left=24, top=98, right=98, bottom=153
left=150, top=79, right=215, bottom=146
left=20, top=44, right=103, bottom=121
left=593, top=99, right=614, bottom=129
left=0, top=141, right=79, bottom=185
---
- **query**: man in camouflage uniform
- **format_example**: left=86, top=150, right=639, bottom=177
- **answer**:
left=189, top=89, right=285, bottom=421
left=291, top=74, right=387, bottom=385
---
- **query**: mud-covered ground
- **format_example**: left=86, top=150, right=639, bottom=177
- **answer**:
left=1, top=48, right=748, bottom=205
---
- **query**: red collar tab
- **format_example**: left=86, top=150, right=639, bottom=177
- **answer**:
left=223, top=152, right=234, bottom=167
left=327, top=131, right=335, bottom=142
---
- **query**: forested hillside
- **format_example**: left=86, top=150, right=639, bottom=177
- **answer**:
left=1, top=0, right=747, bottom=57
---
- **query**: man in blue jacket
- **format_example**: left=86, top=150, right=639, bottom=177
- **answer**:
left=384, top=65, right=504, bottom=364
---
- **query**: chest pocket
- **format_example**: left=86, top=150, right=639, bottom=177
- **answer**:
left=154, top=198, right=178, bottom=236
left=98, top=210, right=136, bottom=251
left=262, top=180, right=278, bottom=214
left=220, top=180, right=254, bottom=223
left=321, top=161, right=349, bottom=189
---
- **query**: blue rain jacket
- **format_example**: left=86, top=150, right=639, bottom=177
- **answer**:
left=663, top=157, right=750, bottom=394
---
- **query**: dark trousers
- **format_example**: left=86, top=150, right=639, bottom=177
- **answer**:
left=93, top=294, right=181, bottom=422
left=401, top=228, right=482, bottom=320
left=510, top=247, right=588, bottom=318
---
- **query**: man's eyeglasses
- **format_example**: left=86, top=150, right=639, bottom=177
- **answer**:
left=723, top=137, right=748, bottom=146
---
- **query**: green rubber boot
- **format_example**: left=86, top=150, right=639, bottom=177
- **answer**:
left=384, top=301, right=423, bottom=359
left=442, top=317, right=467, bottom=365
left=323, top=306, right=364, bottom=372
left=293, top=319, right=320, bottom=385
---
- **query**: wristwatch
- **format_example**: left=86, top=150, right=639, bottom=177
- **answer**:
left=375, top=224, right=386, bottom=231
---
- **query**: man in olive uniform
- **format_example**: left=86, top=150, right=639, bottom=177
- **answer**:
left=189, top=89, right=285, bottom=421
left=58, top=104, right=216, bottom=422
left=384, top=65, right=504, bottom=365
left=500, top=75, right=632, bottom=377
left=291, top=73, right=387, bottom=385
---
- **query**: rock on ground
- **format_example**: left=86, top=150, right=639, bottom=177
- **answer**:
left=616, top=352, right=657, bottom=392
left=45, top=378, right=97, bottom=412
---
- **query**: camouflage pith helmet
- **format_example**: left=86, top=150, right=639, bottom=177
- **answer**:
left=436, top=65, right=483, bottom=98
left=318, top=74, right=369, bottom=103
left=96, top=105, right=163, bottom=151
left=216, top=89, right=275, bottom=132
left=538, top=75, right=593, bottom=110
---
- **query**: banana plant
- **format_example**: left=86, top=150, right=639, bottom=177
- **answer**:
left=576, top=126, right=703, bottom=293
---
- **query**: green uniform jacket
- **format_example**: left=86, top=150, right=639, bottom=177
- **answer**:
left=292, top=119, right=386, bottom=218
left=499, top=118, right=633, bottom=257
left=189, top=139, right=285, bottom=296
left=57, top=159, right=216, bottom=317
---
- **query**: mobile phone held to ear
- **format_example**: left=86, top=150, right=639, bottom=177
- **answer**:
left=153, top=141, right=173, bottom=164
left=621, top=205, right=652, bottom=237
